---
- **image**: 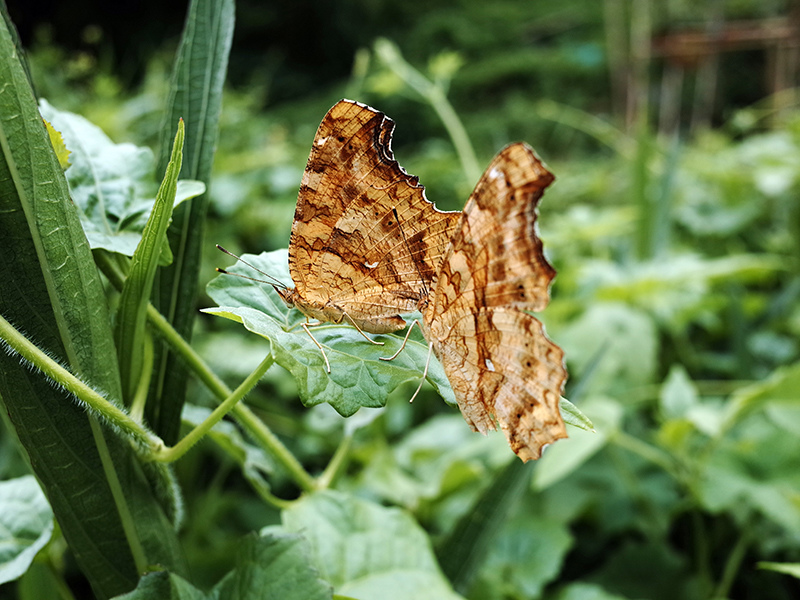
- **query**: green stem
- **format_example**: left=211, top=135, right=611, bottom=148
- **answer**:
left=153, top=352, right=275, bottom=463
left=44, top=558, right=77, bottom=600
left=129, top=330, right=154, bottom=423
left=713, top=528, right=751, bottom=598
left=611, top=429, right=678, bottom=477
left=94, top=250, right=317, bottom=492
left=0, top=313, right=160, bottom=453
left=692, top=511, right=713, bottom=596
left=245, top=474, right=295, bottom=510
left=317, top=432, right=353, bottom=489
left=230, top=402, right=318, bottom=493
left=146, top=305, right=317, bottom=492
left=374, top=38, right=480, bottom=182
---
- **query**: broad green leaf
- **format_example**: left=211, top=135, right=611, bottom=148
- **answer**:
left=219, top=532, right=333, bottom=600
left=698, top=449, right=800, bottom=534
left=117, top=120, right=184, bottom=404
left=115, top=533, right=333, bottom=600
left=151, top=0, right=235, bottom=446
left=38, top=100, right=204, bottom=260
left=0, top=17, right=186, bottom=597
left=204, top=250, right=455, bottom=416
left=280, top=490, right=464, bottom=600
left=0, top=476, right=53, bottom=584
left=474, top=505, right=573, bottom=599
left=438, top=458, right=535, bottom=594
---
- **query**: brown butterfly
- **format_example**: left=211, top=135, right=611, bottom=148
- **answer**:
left=408, top=143, right=567, bottom=461
left=220, top=100, right=460, bottom=371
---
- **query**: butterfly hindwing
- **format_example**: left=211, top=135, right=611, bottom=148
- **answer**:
left=422, top=143, right=567, bottom=461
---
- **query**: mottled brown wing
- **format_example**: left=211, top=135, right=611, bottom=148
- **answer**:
left=422, top=143, right=567, bottom=461
left=289, top=99, right=460, bottom=327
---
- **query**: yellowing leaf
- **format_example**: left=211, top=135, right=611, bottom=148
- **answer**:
left=42, top=118, right=71, bottom=170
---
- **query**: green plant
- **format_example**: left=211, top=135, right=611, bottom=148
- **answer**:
left=3, top=2, right=800, bottom=600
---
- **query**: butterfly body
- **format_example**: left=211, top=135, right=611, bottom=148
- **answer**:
left=276, top=286, right=407, bottom=334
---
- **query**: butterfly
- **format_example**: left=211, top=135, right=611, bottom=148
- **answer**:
left=411, top=142, right=567, bottom=461
left=220, top=99, right=460, bottom=372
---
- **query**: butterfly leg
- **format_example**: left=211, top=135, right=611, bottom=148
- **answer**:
left=302, top=321, right=331, bottom=373
left=408, top=341, right=434, bottom=403
left=380, top=320, right=421, bottom=361
left=341, top=312, right=384, bottom=346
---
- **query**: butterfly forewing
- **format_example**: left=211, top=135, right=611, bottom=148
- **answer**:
left=288, top=99, right=460, bottom=332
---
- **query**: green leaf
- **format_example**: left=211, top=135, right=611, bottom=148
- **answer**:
left=112, top=571, right=205, bottom=600
left=722, top=360, right=800, bottom=431
left=553, top=583, right=631, bottom=600
left=560, top=397, right=594, bottom=431
left=437, top=459, right=534, bottom=594
left=534, top=397, right=621, bottom=491
left=38, top=100, right=204, bottom=260
left=0, top=14, right=185, bottom=597
left=151, top=0, right=235, bottom=446
left=222, top=532, right=333, bottom=600
left=116, top=532, right=333, bottom=600
left=659, top=364, right=699, bottom=421
left=757, top=562, right=800, bottom=579
left=280, top=490, right=464, bottom=600
left=117, top=120, right=184, bottom=404
left=475, top=505, right=573, bottom=599
left=204, top=250, right=456, bottom=416
left=699, top=450, right=800, bottom=534
left=559, top=303, right=658, bottom=392
left=0, top=476, right=54, bottom=584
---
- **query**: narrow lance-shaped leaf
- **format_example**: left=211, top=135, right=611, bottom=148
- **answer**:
left=117, top=120, right=185, bottom=404
left=151, top=0, right=235, bottom=444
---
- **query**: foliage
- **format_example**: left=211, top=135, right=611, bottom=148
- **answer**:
left=2, top=1, right=800, bottom=600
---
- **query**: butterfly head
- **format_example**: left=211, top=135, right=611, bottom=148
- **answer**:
left=275, top=286, right=297, bottom=308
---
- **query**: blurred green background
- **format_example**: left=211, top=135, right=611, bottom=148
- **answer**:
left=4, top=0, right=800, bottom=598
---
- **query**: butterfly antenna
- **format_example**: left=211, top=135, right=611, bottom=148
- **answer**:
left=392, top=208, right=429, bottom=297
left=215, top=245, right=288, bottom=290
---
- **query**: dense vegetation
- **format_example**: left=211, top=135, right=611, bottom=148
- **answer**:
left=1, top=1, right=800, bottom=599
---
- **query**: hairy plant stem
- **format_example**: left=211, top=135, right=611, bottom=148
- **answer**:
left=95, top=250, right=318, bottom=493
left=0, top=313, right=160, bottom=453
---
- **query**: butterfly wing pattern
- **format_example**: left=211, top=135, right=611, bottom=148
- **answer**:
left=284, top=99, right=461, bottom=334
left=421, top=143, right=567, bottom=461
